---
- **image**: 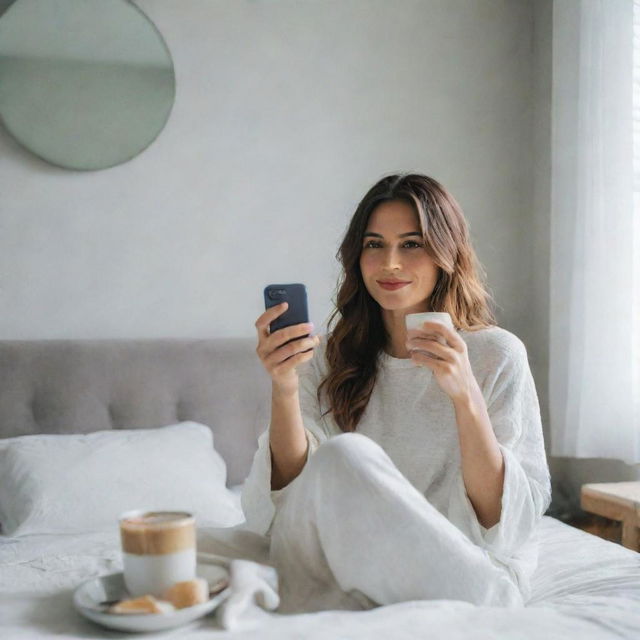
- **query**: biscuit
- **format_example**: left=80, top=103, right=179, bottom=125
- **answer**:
left=161, top=577, right=209, bottom=609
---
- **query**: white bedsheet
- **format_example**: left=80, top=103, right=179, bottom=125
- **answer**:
left=1, top=500, right=640, bottom=639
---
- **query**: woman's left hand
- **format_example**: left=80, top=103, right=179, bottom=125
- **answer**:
left=406, top=321, right=477, bottom=404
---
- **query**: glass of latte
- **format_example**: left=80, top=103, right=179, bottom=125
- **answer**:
left=119, top=510, right=196, bottom=598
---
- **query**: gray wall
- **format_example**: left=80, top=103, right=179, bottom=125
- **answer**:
left=1, top=0, right=635, bottom=513
left=0, top=0, right=536, bottom=340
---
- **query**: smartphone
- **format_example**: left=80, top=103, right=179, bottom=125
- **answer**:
left=263, top=283, right=311, bottom=349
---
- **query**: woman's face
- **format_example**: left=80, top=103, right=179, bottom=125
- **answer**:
left=359, top=200, right=439, bottom=315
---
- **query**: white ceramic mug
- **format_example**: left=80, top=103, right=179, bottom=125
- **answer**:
left=405, top=311, right=453, bottom=332
left=119, top=510, right=196, bottom=598
left=405, top=312, right=454, bottom=359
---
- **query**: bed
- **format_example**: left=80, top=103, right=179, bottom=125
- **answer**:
left=1, top=337, right=639, bottom=639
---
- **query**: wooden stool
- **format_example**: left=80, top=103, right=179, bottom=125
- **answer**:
left=580, top=482, right=640, bottom=551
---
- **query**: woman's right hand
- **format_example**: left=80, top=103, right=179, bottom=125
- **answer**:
left=255, top=302, right=321, bottom=395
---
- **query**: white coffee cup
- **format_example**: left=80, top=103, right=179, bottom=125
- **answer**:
left=119, top=510, right=196, bottom=598
left=405, top=311, right=454, bottom=332
left=405, top=312, right=454, bottom=359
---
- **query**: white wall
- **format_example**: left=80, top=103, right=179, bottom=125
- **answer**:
left=0, top=0, right=535, bottom=341
left=2, top=0, right=635, bottom=511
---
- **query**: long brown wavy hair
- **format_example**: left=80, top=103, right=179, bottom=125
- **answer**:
left=315, top=172, right=497, bottom=433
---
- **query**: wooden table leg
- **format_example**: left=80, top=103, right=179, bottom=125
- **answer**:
left=621, top=518, right=640, bottom=551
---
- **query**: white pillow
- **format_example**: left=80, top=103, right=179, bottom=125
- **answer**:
left=0, top=422, right=246, bottom=537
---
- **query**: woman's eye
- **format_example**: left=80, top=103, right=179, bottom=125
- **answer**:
left=363, top=241, right=423, bottom=249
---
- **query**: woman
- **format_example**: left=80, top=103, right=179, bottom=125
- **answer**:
left=241, top=172, right=552, bottom=614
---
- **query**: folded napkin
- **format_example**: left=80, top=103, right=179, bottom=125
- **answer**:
left=197, top=552, right=280, bottom=631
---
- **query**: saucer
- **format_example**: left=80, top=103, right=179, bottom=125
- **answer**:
left=73, top=563, right=231, bottom=633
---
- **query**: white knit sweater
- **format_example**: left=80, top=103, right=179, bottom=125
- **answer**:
left=241, top=326, right=552, bottom=600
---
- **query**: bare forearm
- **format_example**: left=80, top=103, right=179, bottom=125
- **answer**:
left=269, top=385, right=309, bottom=490
left=453, top=380, right=505, bottom=529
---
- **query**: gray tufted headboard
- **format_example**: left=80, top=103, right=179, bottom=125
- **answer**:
left=0, top=338, right=271, bottom=486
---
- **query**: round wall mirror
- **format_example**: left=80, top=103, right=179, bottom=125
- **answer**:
left=0, top=0, right=176, bottom=170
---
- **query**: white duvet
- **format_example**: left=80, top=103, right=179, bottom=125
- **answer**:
left=1, top=511, right=639, bottom=639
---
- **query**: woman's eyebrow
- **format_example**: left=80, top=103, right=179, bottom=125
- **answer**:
left=363, top=231, right=422, bottom=238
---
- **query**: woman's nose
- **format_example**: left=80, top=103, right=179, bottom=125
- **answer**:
left=381, top=248, right=402, bottom=269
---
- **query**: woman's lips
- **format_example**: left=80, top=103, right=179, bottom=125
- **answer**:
left=378, top=281, right=410, bottom=290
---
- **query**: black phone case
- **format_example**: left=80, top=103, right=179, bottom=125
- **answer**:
left=263, top=283, right=310, bottom=347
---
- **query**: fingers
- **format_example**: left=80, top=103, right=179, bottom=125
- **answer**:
left=407, top=341, right=449, bottom=360
left=257, top=320, right=315, bottom=355
left=271, top=322, right=315, bottom=349
left=412, top=321, right=447, bottom=339
left=255, top=302, right=288, bottom=338
left=424, top=322, right=464, bottom=352
left=254, top=302, right=321, bottom=382
left=408, top=321, right=463, bottom=351
left=264, top=333, right=320, bottom=367
left=271, top=336, right=319, bottom=376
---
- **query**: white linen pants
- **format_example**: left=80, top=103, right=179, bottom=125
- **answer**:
left=269, top=432, right=524, bottom=614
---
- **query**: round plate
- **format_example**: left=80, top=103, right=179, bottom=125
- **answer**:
left=73, top=564, right=230, bottom=633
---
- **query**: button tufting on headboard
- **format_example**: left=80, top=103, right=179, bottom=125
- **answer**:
left=0, top=337, right=271, bottom=485
left=107, top=404, right=117, bottom=428
left=30, top=395, right=45, bottom=425
left=176, top=400, right=188, bottom=423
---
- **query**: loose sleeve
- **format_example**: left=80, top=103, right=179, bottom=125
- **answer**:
left=448, top=336, right=552, bottom=561
left=240, top=358, right=329, bottom=537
